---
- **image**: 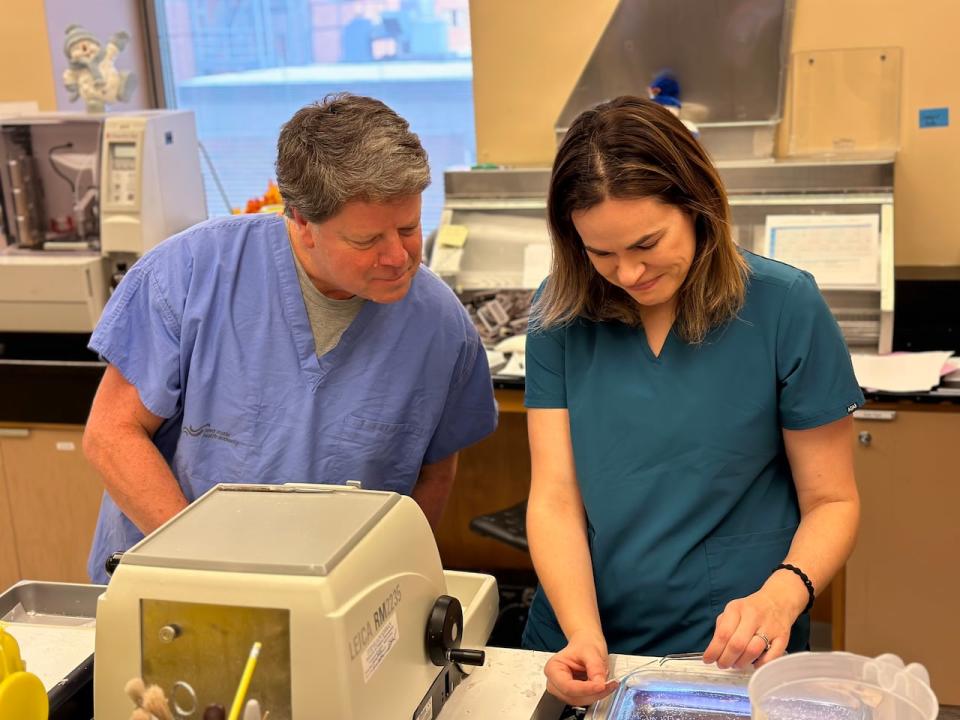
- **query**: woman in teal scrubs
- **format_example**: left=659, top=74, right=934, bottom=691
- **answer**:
left=523, top=96, right=863, bottom=706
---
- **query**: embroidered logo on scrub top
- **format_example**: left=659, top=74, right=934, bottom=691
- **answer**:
left=846, top=403, right=858, bottom=414
left=181, top=423, right=239, bottom=446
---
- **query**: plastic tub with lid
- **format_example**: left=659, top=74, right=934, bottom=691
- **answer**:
left=748, top=652, right=938, bottom=720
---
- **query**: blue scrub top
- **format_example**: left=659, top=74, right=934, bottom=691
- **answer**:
left=522, top=251, right=863, bottom=656
left=87, top=214, right=497, bottom=583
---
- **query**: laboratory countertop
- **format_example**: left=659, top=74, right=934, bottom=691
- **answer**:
left=0, top=332, right=105, bottom=424
left=2, top=359, right=960, bottom=428
left=7, top=639, right=957, bottom=720
left=494, top=375, right=960, bottom=408
left=1, top=331, right=959, bottom=426
left=439, top=647, right=960, bottom=720
left=438, top=648, right=737, bottom=719
left=0, top=358, right=105, bottom=424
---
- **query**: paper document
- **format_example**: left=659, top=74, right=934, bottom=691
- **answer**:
left=3, top=622, right=95, bottom=692
left=497, top=352, right=526, bottom=378
left=522, top=243, right=552, bottom=289
left=429, top=246, right=463, bottom=274
left=484, top=349, right=506, bottom=374
left=0, top=101, right=39, bottom=117
left=436, top=223, right=469, bottom=248
left=850, top=351, right=955, bottom=393
left=764, top=214, right=880, bottom=287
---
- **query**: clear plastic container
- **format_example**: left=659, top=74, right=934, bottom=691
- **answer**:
left=748, top=652, right=939, bottom=720
left=590, top=668, right=751, bottom=720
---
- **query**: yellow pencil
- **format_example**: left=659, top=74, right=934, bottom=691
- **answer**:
left=227, top=641, right=262, bottom=720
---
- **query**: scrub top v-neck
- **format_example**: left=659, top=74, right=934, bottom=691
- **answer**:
left=522, top=251, right=863, bottom=656
left=87, top=213, right=497, bottom=583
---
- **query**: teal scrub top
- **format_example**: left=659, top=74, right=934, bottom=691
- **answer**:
left=522, top=251, right=864, bottom=656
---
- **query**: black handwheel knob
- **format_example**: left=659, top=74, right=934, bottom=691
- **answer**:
left=449, top=648, right=485, bottom=666
left=426, top=595, right=464, bottom=666
left=105, top=551, right=124, bottom=577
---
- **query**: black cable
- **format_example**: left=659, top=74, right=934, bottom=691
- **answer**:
left=48, top=142, right=77, bottom=194
left=198, top=140, right=232, bottom=213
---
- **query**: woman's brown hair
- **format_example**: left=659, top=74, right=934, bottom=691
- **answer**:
left=534, top=95, right=749, bottom=344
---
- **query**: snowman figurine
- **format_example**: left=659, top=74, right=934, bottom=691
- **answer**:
left=62, top=24, right=137, bottom=113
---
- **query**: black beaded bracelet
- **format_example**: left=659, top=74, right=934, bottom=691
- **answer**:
left=774, top=563, right=815, bottom=614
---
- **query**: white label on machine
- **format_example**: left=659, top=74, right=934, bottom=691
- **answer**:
left=415, top=696, right=434, bottom=720
left=362, top=611, right=399, bottom=683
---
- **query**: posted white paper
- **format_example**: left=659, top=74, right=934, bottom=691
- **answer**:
left=850, top=351, right=955, bottom=393
left=521, top=243, right=552, bottom=289
left=764, top=214, right=880, bottom=287
left=429, top=245, right=463, bottom=274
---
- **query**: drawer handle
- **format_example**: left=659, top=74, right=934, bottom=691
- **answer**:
left=858, top=431, right=872, bottom=447
left=0, top=428, right=30, bottom=438
left=853, top=410, right=897, bottom=422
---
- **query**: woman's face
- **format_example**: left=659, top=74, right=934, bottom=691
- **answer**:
left=572, top=196, right=697, bottom=312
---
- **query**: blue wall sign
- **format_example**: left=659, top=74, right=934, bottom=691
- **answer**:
left=919, top=108, right=949, bottom=128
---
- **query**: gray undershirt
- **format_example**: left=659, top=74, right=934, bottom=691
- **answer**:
left=290, top=246, right=365, bottom=358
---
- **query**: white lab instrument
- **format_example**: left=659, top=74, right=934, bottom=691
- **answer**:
left=0, top=110, right=206, bottom=332
left=94, top=484, right=498, bottom=720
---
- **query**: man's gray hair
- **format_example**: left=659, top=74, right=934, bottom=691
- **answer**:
left=276, top=93, right=431, bottom=223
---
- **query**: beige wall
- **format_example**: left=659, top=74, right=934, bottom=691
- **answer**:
left=471, top=0, right=960, bottom=267
left=786, top=0, right=959, bottom=266
left=0, top=0, right=57, bottom=109
left=470, top=0, right=619, bottom=166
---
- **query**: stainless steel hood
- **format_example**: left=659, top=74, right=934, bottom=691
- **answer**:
left=556, top=0, right=795, bottom=160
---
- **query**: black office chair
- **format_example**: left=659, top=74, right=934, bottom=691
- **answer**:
left=467, top=500, right=533, bottom=648
left=468, top=500, right=528, bottom=552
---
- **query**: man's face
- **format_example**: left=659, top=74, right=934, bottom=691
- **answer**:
left=292, top=195, right=423, bottom=303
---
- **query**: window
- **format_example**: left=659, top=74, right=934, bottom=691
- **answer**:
left=150, top=0, right=475, bottom=233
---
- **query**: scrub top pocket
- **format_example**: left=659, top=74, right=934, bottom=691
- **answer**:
left=173, top=391, right=260, bottom=493
left=704, top=525, right=797, bottom=616
left=329, top=414, right=428, bottom=494
left=705, top=525, right=813, bottom=652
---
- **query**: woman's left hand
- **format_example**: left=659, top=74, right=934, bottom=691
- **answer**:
left=702, top=573, right=807, bottom=669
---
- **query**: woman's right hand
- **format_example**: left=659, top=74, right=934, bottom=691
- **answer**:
left=543, top=630, right=619, bottom=707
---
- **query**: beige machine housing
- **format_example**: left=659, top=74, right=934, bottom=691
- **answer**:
left=94, top=485, right=498, bottom=720
left=0, top=110, right=206, bottom=332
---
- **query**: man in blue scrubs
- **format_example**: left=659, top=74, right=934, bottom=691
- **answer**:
left=523, top=97, right=862, bottom=706
left=83, top=94, right=497, bottom=583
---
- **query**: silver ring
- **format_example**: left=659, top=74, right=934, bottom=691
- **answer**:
left=754, top=630, right=772, bottom=654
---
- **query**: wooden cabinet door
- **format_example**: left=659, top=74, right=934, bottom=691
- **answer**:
left=0, top=430, right=23, bottom=588
left=435, top=408, right=533, bottom=570
left=847, top=409, right=960, bottom=703
left=0, top=426, right=104, bottom=583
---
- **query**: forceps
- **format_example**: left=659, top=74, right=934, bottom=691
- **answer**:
left=633, top=652, right=706, bottom=669
left=657, top=652, right=705, bottom=666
